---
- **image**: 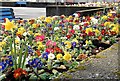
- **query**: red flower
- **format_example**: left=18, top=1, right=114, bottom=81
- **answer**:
left=79, top=26, right=82, bottom=30
left=46, top=48, right=54, bottom=53
left=69, top=20, right=73, bottom=22
left=66, top=34, right=72, bottom=39
left=88, top=32, right=95, bottom=36
left=69, top=29, right=75, bottom=34
left=101, top=29, right=106, bottom=35
left=84, top=23, right=89, bottom=27
left=100, top=23, right=104, bottom=27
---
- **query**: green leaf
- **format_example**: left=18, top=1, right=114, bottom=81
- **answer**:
left=18, top=42, right=24, bottom=68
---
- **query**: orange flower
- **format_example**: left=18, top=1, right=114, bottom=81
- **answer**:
left=77, top=54, right=87, bottom=60
left=14, top=72, right=21, bottom=79
left=22, top=70, right=27, bottom=75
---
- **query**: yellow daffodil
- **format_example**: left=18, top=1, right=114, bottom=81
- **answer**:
left=63, top=51, right=71, bottom=61
left=85, top=28, right=92, bottom=34
left=104, top=22, right=111, bottom=27
left=56, top=54, right=63, bottom=60
left=45, top=17, right=51, bottom=23
left=2, top=18, right=17, bottom=31
left=64, top=41, right=71, bottom=49
left=102, top=15, right=108, bottom=20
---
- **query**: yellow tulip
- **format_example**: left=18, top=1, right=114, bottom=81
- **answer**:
left=32, top=24, right=37, bottom=28
left=37, top=42, right=44, bottom=50
left=56, top=54, right=63, bottom=60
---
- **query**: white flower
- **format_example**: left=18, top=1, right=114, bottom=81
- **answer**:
left=73, top=25, right=80, bottom=30
left=54, top=27, right=59, bottom=31
left=91, top=17, right=98, bottom=24
left=23, top=32, right=27, bottom=36
left=73, top=13, right=79, bottom=18
left=48, top=53, right=55, bottom=60
left=60, top=37, right=67, bottom=40
left=37, top=20, right=42, bottom=23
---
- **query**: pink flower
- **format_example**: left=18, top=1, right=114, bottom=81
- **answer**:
left=69, top=29, right=75, bottom=34
left=46, top=40, right=52, bottom=46
left=52, top=42, right=56, bottom=46
left=35, top=35, right=45, bottom=42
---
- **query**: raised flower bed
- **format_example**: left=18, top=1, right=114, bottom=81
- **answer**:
left=0, top=8, right=120, bottom=81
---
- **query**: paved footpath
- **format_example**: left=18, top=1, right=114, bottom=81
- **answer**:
left=60, top=42, right=120, bottom=79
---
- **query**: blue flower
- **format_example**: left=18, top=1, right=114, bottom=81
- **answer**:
left=7, top=56, right=12, bottom=60
left=0, top=62, right=6, bottom=71
left=37, top=62, right=43, bottom=68
left=8, top=60, right=13, bottom=66
left=118, top=19, right=120, bottom=24
left=34, top=58, right=40, bottom=63
left=42, top=52, right=49, bottom=60
left=72, top=42, right=76, bottom=48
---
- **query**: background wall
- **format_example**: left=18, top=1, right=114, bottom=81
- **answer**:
left=0, top=0, right=118, bottom=2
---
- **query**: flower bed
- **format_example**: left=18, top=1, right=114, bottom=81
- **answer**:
left=0, top=9, right=120, bottom=81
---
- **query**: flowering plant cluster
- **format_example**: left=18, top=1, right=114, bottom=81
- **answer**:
left=0, top=9, right=119, bottom=80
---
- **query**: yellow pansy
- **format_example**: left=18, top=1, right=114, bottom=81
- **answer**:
left=40, top=16, right=45, bottom=20
left=104, top=22, right=111, bottom=27
left=68, top=15, right=73, bottom=19
left=2, top=18, right=17, bottom=31
left=94, top=29, right=100, bottom=35
left=102, top=15, right=108, bottom=20
left=37, top=42, right=44, bottom=50
left=63, top=51, right=71, bottom=61
left=107, top=13, right=112, bottom=17
left=85, top=40, right=89, bottom=45
left=0, top=41, right=6, bottom=47
left=55, top=36, right=59, bottom=41
left=85, top=28, right=92, bottom=34
left=0, top=47, right=2, bottom=51
left=32, top=24, right=37, bottom=28
left=64, top=41, right=71, bottom=49
left=72, top=38, right=78, bottom=43
left=17, top=27, right=25, bottom=35
left=112, top=24, right=119, bottom=34
left=109, top=24, right=115, bottom=28
left=34, top=33, right=41, bottom=37
left=45, top=17, right=51, bottom=23
left=28, top=31, right=33, bottom=35
left=56, top=54, right=63, bottom=60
